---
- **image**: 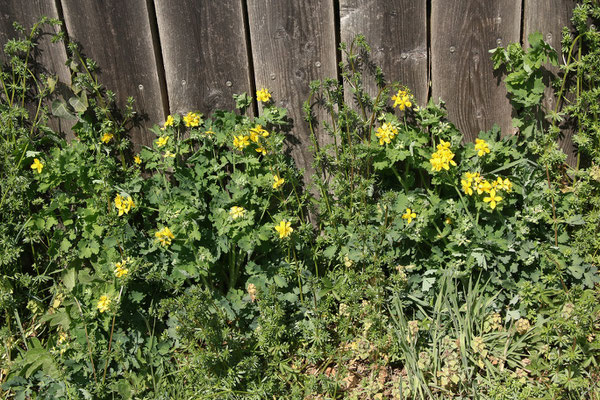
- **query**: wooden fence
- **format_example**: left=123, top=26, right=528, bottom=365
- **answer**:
left=0, top=0, right=577, bottom=169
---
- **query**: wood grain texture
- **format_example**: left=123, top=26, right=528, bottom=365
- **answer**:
left=60, top=0, right=166, bottom=147
left=431, top=0, right=521, bottom=142
left=246, top=0, right=338, bottom=173
left=154, top=0, right=253, bottom=116
left=340, top=0, right=428, bottom=105
left=0, top=0, right=72, bottom=134
left=524, top=0, right=575, bottom=165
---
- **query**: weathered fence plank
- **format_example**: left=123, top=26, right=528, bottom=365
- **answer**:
left=246, top=0, right=338, bottom=173
left=60, top=0, right=166, bottom=147
left=0, top=0, right=72, bottom=134
left=154, top=0, right=254, bottom=117
left=523, top=0, right=575, bottom=165
left=431, top=0, right=521, bottom=142
left=340, top=0, right=428, bottom=106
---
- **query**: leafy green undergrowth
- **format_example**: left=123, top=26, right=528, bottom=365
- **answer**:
left=2, top=5, right=600, bottom=399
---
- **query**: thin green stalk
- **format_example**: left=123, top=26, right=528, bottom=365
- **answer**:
left=289, top=244, right=304, bottom=305
left=102, top=286, right=124, bottom=385
left=73, top=296, right=98, bottom=384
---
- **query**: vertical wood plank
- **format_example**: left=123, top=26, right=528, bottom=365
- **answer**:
left=0, top=0, right=72, bottom=134
left=431, top=0, right=521, bottom=142
left=246, top=0, right=338, bottom=173
left=523, top=0, right=575, bottom=165
left=154, top=0, right=253, bottom=117
left=60, top=0, right=166, bottom=147
left=340, top=0, right=428, bottom=106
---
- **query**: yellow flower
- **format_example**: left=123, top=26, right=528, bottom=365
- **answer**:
left=274, top=220, right=293, bottom=238
left=273, top=174, right=285, bottom=189
left=476, top=179, right=492, bottom=194
left=375, top=122, right=398, bottom=145
left=233, top=135, right=250, bottom=150
left=101, top=132, right=114, bottom=144
left=255, top=146, right=267, bottom=155
left=475, top=138, right=490, bottom=156
left=157, top=136, right=169, bottom=148
left=114, top=260, right=129, bottom=278
left=250, top=125, right=269, bottom=142
left=164, top=115, right=175, bottom=127
left=114, top=194, right=135, bottom=216
left=134, top=155, right=142, bottom=164
left=483, top=188, right=502, bottom=209
left=256, top=88, right=272, bottom=102
left=437, top=139, right=451, bottom=150
left=204, top=130, right=214, bottom=136
left=183, top=112, right=201, bottom=127
left=97, top=295, right=111, bottom=313
left=465, top=171, right=479, bottom=181
left=155, top=227, right=175, bottom=247
left=499, top=177, right=512, bottom=192
left=163, top=150, right=175, bottom=158
left=429, top=143, right=457, bottom=172
left=402, top=208, right=417, bottom=224
left=461, top=179, right=474, bottom=196
left=229, top=206, right=246, bottom=219
left=391, top=90, right=412, bottom=110
left=30, top=158, right=44, bottom=174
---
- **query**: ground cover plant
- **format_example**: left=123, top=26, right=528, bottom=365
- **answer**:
left=1, top=2, right=600, bottom=398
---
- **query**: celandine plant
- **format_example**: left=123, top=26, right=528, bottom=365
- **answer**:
left=2, top=14, right=600, bottom=400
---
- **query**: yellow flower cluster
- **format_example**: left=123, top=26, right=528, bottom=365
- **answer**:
left=474, top=138, right=490, bottom=156
left=229, top=206, right=246, bottom=219
left=101, top=132, right=114, bottom=144
left=249, top=124, right=270, bottom=155
left=30, top=158, right=44, bottom=174
left=164, top=115, right=175, bottom=128
left=97, top=295, right=111, bottom=313
left=256, top=88, right=271, bottom=102
left=114, top=257, right=130, bottom=278
left=183, top=112, right=201, bottom=127
left=155, top=226, right=174, bottom=247
left=249, top=125, right=269, bottom=142
left=461, top=172, right=512, bottom=210
left=233, top=134, right=250, bottom=150
left=274, top=220, right=293, bottom=238
left=114, top=194, right=135, bottom=216
left=391, top=89, right=412, bottom=111
left=375, top=122, right=398, bottom=145
left=429, top=140, right=457, bottom=172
